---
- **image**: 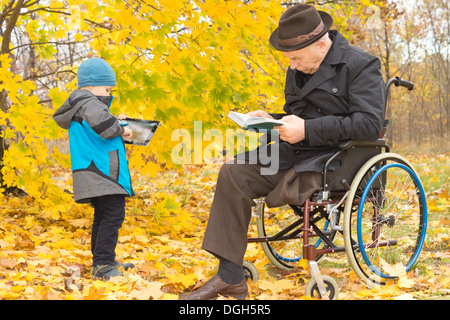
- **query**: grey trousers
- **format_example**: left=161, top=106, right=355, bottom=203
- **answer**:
left=201, top=161, right=322, bottom=266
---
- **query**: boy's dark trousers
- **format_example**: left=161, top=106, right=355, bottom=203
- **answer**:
left=90, top=194, right=126, bottom=266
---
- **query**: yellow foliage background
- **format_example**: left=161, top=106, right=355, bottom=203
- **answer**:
left=0, top=0, right=382, bottom=210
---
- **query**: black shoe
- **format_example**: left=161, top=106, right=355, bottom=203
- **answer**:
left=114, top=260, right=135, bottom=271
left=92, top=264, right=123, bottom=280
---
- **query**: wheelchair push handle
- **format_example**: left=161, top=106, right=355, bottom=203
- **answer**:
left=386, top=76, right=414, bottom=93
left=385, top=76, right=414, bottom=108
left=394, top=76, right=414, bottom=90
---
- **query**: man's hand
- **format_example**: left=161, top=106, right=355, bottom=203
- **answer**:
left=117, top=114, right=128, bottom=120
left=274, top=115, right=305, bottom=144
left=247, top=110, right=274, bottom=119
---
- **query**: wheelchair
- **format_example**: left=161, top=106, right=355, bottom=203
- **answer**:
left=244, top=77, right=428, bottom=300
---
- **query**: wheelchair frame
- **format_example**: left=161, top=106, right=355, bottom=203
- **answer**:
left=245, top=77, right=428, bottom=299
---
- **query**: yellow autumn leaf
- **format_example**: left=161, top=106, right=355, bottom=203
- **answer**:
left=398, top=276, right=416, bottom=289
left=49, top=239, right=77, bottom=250
left=70, top=218, right=92, bottom=229
left=297, top=258, right=309, bottom=270
left=167, top=273, right=198, bottom=288
left=128, top=281, right=165, bottom=300
left=84, top=286, right=106, bottom=300
left=378, top=284, right=403, bottom=298
left=161, top=293, right=179, bottom=300
left=258, top=279, right=296, bottom=294
left=394, top=293, right=415, bottom=300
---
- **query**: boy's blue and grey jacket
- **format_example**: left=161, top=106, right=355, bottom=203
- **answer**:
left=53, top=89, right=134, bottom=203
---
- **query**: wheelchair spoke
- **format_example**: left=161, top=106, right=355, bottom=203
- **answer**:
left=255, top=203, right=340, bottom=270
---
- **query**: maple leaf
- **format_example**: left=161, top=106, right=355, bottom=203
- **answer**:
left=84, top=286, right=106, bottom=300
left=398, top=276, right=416, bottom=290
left=0, top=258, right=16, bottom=269
left=167, top=273, right=197, bottom=289
left=296, top=258, right=309, bottom=270
left=128, top=281, right=165, bottom=300
left=258, top=279, right=296, bottom=294
left=14, top=233, right=35, bottom=250
left=70, top=218, right=91, bottom=229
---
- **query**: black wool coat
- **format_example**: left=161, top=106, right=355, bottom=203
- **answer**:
left=238, top=30, right=386, bottom=173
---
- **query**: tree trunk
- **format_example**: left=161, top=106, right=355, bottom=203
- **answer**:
left=0, top=0, right=27, bottom=195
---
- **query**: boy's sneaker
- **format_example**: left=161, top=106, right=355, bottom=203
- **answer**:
left=92, top=264, right=123, bottom=280
left=114, top=260, right=135, bottom=271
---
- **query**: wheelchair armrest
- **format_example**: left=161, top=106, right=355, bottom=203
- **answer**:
left=338, top=139, right=388, bottom=151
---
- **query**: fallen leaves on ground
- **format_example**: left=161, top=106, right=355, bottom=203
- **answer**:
left=0, top=153, right=449, bottom=300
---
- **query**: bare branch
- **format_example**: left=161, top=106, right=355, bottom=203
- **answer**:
left=1, top=0, right=25, bottom=54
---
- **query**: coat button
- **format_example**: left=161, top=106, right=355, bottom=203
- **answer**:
left=317, top=108, right=322, bottom=113
left=294, top=150, right=301, bottom=155
left=332, top=87, right=338, bottom=93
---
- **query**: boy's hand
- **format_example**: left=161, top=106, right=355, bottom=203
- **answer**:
left=122, top=127, right=132, bottom=139
left=117, top=114, right=128, bottom=120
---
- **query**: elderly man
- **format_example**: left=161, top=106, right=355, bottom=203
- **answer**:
left=183, top=4, right=385, bottom=300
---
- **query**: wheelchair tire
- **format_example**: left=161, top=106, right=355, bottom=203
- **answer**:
left=255, top=202, right=339, bottom=270
left=243, top=260, right=259, bottom=282
left=343, top=153, right=427, bottom=287
left=305, top=275, right=339, bottom=300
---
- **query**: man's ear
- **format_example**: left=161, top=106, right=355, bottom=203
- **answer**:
left=317, top=39, right=328, bottom=52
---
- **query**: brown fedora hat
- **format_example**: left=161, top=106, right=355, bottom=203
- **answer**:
left=269, top=4, right=333, bottom=52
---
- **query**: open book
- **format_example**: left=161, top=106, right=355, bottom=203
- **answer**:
left=119, top=118, right=160, bottom=146
left=227, top=111, right=285, bottom=130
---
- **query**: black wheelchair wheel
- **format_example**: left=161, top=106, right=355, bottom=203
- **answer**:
left=343, top=153, right=427, bottom=287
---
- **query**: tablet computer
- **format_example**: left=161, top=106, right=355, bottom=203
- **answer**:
left=119, top=118, right=160, bottom=146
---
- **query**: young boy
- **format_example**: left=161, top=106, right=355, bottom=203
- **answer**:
left=53, top=57, right=135, bottom=280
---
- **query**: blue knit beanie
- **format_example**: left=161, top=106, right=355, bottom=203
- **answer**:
left=77, top=57, right=116, bottom=88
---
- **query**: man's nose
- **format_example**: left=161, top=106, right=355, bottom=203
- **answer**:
left=289, top=59, right=299, bottom=70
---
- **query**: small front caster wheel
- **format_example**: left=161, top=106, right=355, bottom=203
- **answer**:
left=305, top=275, right=339, bottom=300
left=243, top=260, right=259, bottom=282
